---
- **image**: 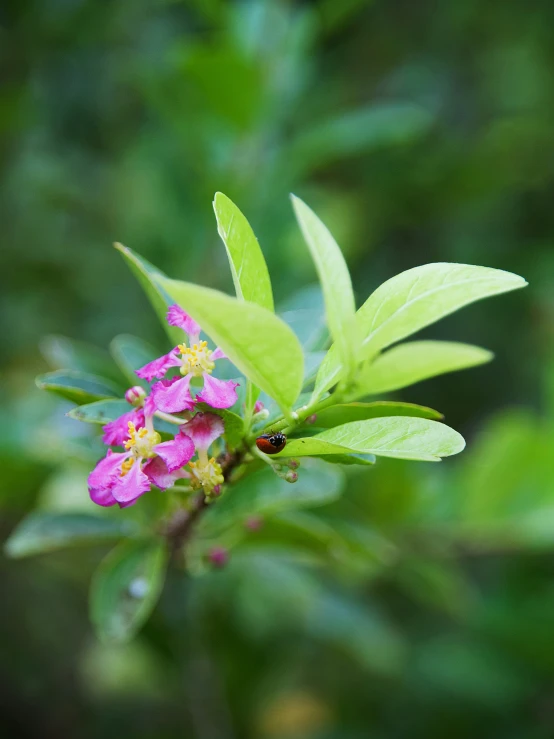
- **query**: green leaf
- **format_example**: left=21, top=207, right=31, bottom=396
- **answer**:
left=352, top=341, right=493, bottom=397
left=159, top=278, right=304, bottom=413
left=68, top=399, right=131, bottom=424
left=200, top=459, right=344, bottom=531
left=90, top=539, right=168, bottom=644
left=313, top=263, right=527, bottom=399
left=323, top=453, right=376, bottom=466
left=110, top=334, right=160, bottom=389
left=275, top=417, right=465, bottom=462
left=36, top=370, right=120, bottom=404
left=40, top=334, right=126, bottom=386
left=314, top=401, right=443, bottom=428
left=288, top=103, right=434, bottom=174
left=291, top=195, right=358, bottom=380
left=4, top=513, right=135, bottom=558
left=279, top=284, right=328, bottom=352
left=213, top=192, right=274, bottom=311
left=114, top=243, right=182, bottom=345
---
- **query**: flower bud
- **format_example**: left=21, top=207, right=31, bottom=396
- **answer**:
left=288, top=459, right=300, bottom=470
left=284, top=470, right=298, bottom=483
left=254, top=401, right=265, bottom=414
left=208, top=546, right=229, bottom=568
left=125, top=385, right=147, bottom=407
left=306, top=414, right=317, bottom=425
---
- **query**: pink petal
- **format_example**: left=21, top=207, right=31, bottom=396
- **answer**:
left=143, top=457, right=190, bottom=491
left=197, top=375, right=239, bottom=409
left=167, top=304, right=201, bottom=337
left=143, top=393, right=157, bottom=418
left=151, top=375, right=195, bottom=413
left=88, top=450, right=127, bottom=507
left=211, top=347, right=227, bottom=360
left=153, top=430, right=195, bottom=472
left=183, top=412, right=224, bottom=450
left=111, top=461, right=151, bottom=505
left=90, top=486, right=118, bottom=507
left=102, top=408, right=144, bottom=447
left=136, top=350, right=180, bottom=382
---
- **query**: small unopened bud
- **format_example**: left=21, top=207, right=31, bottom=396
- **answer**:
left=284, top=470, right=298, bottom=483
left=288, top=459, right=300, bottom=470
left=306, top=414, right=317, bottom=425
left=125, top=385, right=147, bottom=407
left=245, top=515, right=264, bottom=531
left=254, top=401, right=265, bottom=414
left=252, top=408, right=270, bottom=423
left=208, top=546, right=228, bottom=568
left=211, top=485, right=222, bottom=497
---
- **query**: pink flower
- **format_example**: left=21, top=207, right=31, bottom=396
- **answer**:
left=102, top=407, right=145, bottom=446
left=167, top=304, right=201, bottom=339
left=136, top=304, right=238, bottom=413
left=101, top=385, right=150, bottom=447
left=184, top=413, right=226, bottom=495
left=88, top=422, right=195, bottom=507
left=135, top=350, right=181, bottom=383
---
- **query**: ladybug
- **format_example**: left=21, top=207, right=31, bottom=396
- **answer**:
left=255, top=432, right=287, bottom=455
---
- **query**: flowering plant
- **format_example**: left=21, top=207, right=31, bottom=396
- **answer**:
left=6, top=193, right=526, bottom=642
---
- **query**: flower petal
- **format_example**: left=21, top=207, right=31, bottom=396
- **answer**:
left=211, top=347, right=227, bottom=360
left=151, top=375, right=195, bottom=413
left=102, top=408, right=144, bottom=447
left=136, top=350, right=180, bottom=382
left=143, top=393, right=157, bottom=418
left=167, top=304, right=201, bottom=337
left=88, top=450, right=127, bottom=507
left=143, top=457, right=190, bottom=491
left=111, top=460, right=151, bottom=505
left=183, top=412, right=224, bottom=450
left=197, top=375, right=239, bottom=409
left=154, top=430, right=195, bottom=472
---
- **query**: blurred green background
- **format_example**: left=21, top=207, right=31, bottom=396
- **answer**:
left=2, top=0, right=554, bottom=737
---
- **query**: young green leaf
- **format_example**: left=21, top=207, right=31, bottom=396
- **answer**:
left=114, top=243, right=182, bottom=345
left=213, top=192, right=274, bottom=311
left=291, top=195, right=358, bottom=380
left=313, top=263, right=527, bottom=399
left=4, top=513, right=135, bottom=558
left=352, top=341, right=493, bottom=397
left=68, top=399, right=131, bottom=424
left=159, top=278, right=304, bottom=413
left=90, top=539, right=168, bottom=644
left=36, top=370, right=120, bottom=404
left=314, top=401, right=443, bottom=428
left=110, top=334, right=160, bottom=389
left=275, top=417, right=465, bottom=461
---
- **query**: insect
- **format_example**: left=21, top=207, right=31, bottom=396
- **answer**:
left=255, top=432, right=287, bottom=454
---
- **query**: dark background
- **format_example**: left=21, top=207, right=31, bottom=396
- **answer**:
left=2, top=1, right=554, bottom=737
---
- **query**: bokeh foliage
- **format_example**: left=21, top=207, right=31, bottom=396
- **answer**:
left=2, top=0, right=554, bottom=737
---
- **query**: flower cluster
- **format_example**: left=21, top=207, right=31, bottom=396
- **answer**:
left=88, top=305, right=238, bottom=508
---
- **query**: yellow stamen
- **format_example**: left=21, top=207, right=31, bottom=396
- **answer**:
left=120, top=457, right=135, bottom=476
left=177, top=340, right=215, bottom=377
